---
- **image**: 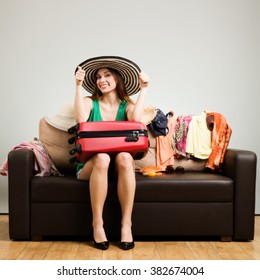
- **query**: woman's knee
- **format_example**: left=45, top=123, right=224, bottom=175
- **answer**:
left=93, top=153, right=111, bottom=170
left=116, top=152, right=134, bottom=170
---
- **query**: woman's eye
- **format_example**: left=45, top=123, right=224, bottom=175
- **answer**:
left=96, top=72, right=111, bottom=80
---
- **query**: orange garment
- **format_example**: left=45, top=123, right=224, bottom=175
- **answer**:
left=156, top=111, right=176, bottom=170
left=206, top=112, right=232, bottom=170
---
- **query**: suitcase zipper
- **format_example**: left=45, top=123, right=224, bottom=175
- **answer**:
left=77, top=129, right=148, bottom=142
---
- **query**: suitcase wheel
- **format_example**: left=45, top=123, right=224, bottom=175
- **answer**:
left=68, top=136, right=76, bottom=144
left=68, top=124, right=80, bottom=134
left=69, top=144, right=82, bottom=155
left=69, top=157, right=78, bottom=164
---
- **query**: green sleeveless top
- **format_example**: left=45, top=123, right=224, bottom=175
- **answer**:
left=77, top=100, right=128, bottom=173
left=87, top=100, right=128, bottom=121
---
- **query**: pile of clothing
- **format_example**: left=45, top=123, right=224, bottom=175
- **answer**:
left=149, top=109, right=232, bottom=171
left=0, top=138, right=61, bottom=177
left=173, top=111, right=232, bottom=170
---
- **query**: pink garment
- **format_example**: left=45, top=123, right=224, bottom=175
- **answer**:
left=0, top=138, right=61, bottom=177
left=156, top=111, right=176, bottom=170
left=173, top=115, right=193, bottom=157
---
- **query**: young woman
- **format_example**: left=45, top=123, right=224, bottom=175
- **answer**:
left=74, top=56, right=149, bottom=250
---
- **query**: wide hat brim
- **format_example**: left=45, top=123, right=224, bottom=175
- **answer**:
left=77, top=56, right=141, bottom=96
left=44, top=102, right=76, bottom=131
left=45, top=115, right=76, bottom=131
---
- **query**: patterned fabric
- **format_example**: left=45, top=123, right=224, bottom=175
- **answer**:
left=173, top=115, right=192, bottom=157
left=0, top=138, right=62, bottom=177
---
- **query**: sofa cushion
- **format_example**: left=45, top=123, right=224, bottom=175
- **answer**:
left=134, top=173, right=233, bottom=202
left=31, top=177, right=90, bottom=203
left=31, top=173, right=233, bottom=203
left=39, top=118, right=76, bottom=174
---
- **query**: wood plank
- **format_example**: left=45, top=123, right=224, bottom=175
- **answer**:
left=186, top=241, right=223, bottom=260
left=75, top=241, right=103, bottom=260
left=156, top=242, right=195, bottom=260
left=211, top=241, right=253, bottom=260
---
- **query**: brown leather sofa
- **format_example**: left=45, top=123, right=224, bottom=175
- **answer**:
left=7, top=118, right=257, bottom=242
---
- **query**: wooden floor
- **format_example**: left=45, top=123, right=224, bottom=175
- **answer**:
left=1, top=215, right=260, bottom=260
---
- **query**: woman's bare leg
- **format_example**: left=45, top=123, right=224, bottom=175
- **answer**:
left=115, top=152, right=136, bottom=242
left=79, top=153, right=110, bottom=243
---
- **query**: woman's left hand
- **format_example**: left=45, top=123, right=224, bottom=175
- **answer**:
left=139, top=72, right=149, bottom=89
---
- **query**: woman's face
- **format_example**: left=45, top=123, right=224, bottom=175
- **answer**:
left=95, top=68, right=117, bottom=94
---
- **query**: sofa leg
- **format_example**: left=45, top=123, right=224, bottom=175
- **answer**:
left=221, top=235, right=232, bottom=242
left=32, top=235, right=43, bottom=241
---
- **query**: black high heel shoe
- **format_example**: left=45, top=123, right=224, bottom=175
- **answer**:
left=94, top=240, right=109, bottom=250
left=120, top=241, right=135, bottom=250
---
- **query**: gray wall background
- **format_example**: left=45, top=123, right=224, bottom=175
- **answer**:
left=0, top=0, right=259, bottom=213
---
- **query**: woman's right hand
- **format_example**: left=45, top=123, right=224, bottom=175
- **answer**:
left=75, top=66, right=86, bottom=86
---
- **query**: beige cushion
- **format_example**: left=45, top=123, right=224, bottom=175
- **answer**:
left=39, top=118, right=76, bottom=174
left=134, top=127, right=156, bottom=169
left=135, top=147, right=157, bottom=169
left=174, top=157, right=207, bottom=171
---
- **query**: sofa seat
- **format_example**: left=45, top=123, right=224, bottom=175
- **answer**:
left=134, top=173, right=233, bottom=202
left=31, top=173, right=233, bottom=203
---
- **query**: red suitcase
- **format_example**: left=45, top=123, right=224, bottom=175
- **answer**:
left=68, top=121, right=149, bottom=162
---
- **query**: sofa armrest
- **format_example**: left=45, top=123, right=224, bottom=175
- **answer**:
left=223, top=148, right=257, bottom=240
left=8, top=149, right=35, bottom=240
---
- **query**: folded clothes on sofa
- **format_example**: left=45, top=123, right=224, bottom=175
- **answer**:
left=0, top=138, right=62, bottom=177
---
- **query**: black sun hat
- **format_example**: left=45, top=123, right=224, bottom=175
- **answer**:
left=76, top=56, right=141, bottom=96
